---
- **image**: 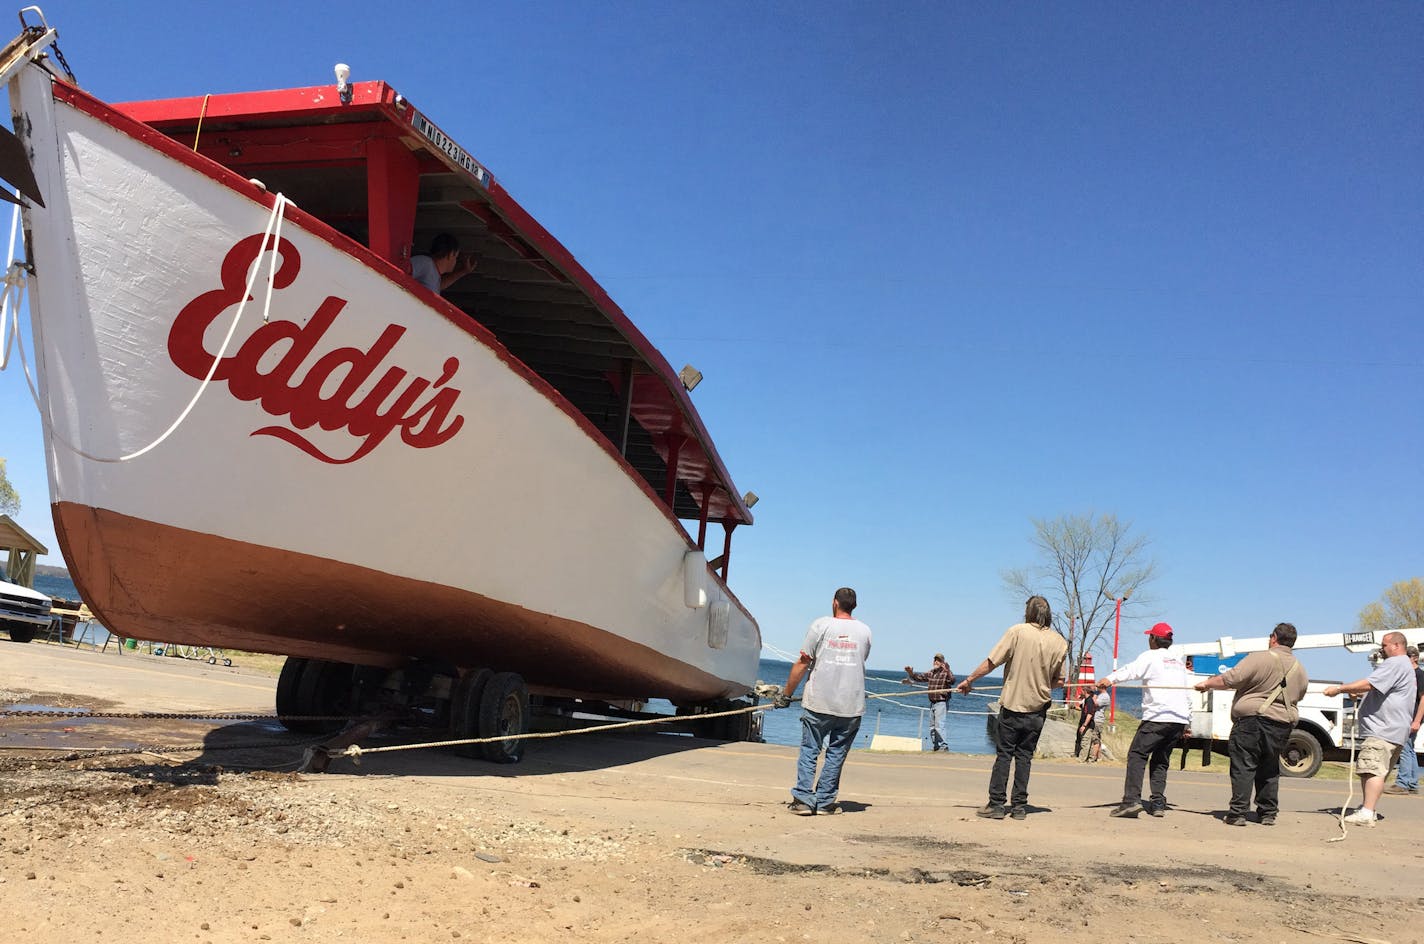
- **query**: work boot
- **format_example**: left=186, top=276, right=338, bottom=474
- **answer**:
left=1222, top=814, right=1248, bottom=826
left=787, top=800, right=815, bottom=816
left=976, top=804, right=1008, bottom=820
left=1009, top=806, right=1027, bottom=820
left=1384, top=784, right=1418, bottom=795
left=1108, top=803, right=1141, bottom=819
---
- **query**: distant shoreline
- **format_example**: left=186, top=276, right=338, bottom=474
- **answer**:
left=34, top=564, right=69, bottom=579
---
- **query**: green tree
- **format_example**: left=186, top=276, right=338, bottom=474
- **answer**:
left=1002, top=512, right=1158, bottom=684
left=1357, top=578, right=1424, bottom=632
left=0, top=458, right=18, bottom=517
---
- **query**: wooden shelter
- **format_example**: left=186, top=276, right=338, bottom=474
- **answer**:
left=0, top=514, right=48, bottom=588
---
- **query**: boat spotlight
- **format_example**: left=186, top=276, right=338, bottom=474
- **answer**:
left=334, top=63, right=352, bottom=104
left=678, top=364, right=702, bottom=392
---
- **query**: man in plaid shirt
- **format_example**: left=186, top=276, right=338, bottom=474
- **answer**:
left=903, top=654, right=955, bottom=751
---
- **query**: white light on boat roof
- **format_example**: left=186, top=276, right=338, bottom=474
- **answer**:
left=334, top=62, right=352, bottom=105
left=678, top=364, right=702, bottom=392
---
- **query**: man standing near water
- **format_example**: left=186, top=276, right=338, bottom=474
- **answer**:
left=777, top=587, right=872, bottom=815
left=1097, top=622, right=1191, bottom=818
left=956, top=596, right=1067, bottom=821
left=902, top=653, right=955, bottom=751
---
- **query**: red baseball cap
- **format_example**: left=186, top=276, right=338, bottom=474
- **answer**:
left=1145, top=622, right=1174, bottom=638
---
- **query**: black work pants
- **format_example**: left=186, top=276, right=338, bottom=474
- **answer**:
left=988, top=707, right=1047, bottom=809
left=1122, top=720, right=1186, bottom=808
left=1227, top=715, right=1293, bottom=816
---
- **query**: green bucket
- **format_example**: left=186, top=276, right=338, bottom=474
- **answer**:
left=123, top=638, right=137, bottom=650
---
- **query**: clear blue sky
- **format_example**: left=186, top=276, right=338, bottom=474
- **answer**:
left=1, top=3, right=1420, bottom=681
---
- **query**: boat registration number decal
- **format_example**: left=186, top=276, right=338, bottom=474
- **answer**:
left=412, top=113, right=491, bottom=188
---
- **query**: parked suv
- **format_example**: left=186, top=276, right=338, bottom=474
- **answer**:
left=0, top=568, right=52, bottom=643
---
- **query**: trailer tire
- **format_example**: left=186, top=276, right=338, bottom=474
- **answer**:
left=1281, top=729, right=1324, bottom=778
left=291, top=660, right=354, bottom=734
left=450, top=668, right=493, bottom=759
left=275, top=657, right=309, bottom=731
left=478, top=672, right=529, bottom=764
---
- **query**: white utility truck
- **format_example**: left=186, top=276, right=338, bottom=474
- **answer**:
left=1176, top=627, right=1424, bottom=778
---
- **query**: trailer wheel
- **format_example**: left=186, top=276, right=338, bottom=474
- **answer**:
left=450, top=668, right=493, bottom=759
left=290, top=660, right=354, bottom=734
left=478, top=672, right=529, bottom=764
left=1281, top=729, right=1324, bottom=778
left=275, top=657, right=309, bottom=731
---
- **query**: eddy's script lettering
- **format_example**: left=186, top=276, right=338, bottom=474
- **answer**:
left=167, top=234, right=465, bottom=464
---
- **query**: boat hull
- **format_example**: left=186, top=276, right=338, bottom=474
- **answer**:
left=16, top=69, right=759, bottom=703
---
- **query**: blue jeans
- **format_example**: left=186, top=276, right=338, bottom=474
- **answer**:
left=1397, top=740, right=1419, bottom=790
left=929, top=701, right=948, bottom=750
left=792, top=709, right=862, bottom=809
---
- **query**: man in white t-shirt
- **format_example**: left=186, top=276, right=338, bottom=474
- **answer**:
left=1325, top=631, right=1418, bottom=826
left=1098, top=622, right=1192, bottom=819
left=777, top=587, right=872, bottom=816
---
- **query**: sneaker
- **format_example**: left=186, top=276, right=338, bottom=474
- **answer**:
left=1109, top=803, right=1141, bottom=819
left=1222, top=814, right=1248, bottom=827
left=1009, top=806, right=1027, bottom=820
left=976, top=804, right=1008, bottom=820
left=1258, top=813, right=1276, bottom=826
left=815, top=802, right=842, bottom=816
left=1384, top=784, right=1418, bottom=795
left=1342, top=808, right=1377, bottom=826
left=787, top=800, right=816, bottom=816
left=1147, top=804, right=1166, bottom=818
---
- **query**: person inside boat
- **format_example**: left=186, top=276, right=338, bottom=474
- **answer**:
left=411, top=233, right=477, bottom=294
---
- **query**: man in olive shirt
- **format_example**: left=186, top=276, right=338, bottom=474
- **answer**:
left=1195, top=622, right=1308, bottom=826
left=957, top=595, right=1068, bottom=821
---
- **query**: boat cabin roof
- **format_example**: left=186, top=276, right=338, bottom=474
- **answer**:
left=116, top=81, right=754, bottom=532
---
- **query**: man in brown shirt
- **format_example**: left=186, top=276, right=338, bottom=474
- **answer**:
left=1195, top=622, right=1308, bottom=826
left=957, top=596, right=1068, bottom=820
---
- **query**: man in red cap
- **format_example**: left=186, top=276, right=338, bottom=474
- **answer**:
left=1096, top=622, right=1191, bottom=818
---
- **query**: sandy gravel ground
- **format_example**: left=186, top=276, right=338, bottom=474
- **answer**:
left=1, top=644, right=1421, bottom=944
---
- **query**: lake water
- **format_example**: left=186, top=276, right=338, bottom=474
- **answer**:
left=752, top=657, right=1142, bottom=755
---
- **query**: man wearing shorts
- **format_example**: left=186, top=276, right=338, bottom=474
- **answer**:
left=1325, top=631, right=1418, bottom=826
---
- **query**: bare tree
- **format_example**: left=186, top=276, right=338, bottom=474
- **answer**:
left=0, top=458, right=18, bottom=518
left=1003, top=513, right=1157, bottom=684
left=1358, top=578, right=1424, bottom=632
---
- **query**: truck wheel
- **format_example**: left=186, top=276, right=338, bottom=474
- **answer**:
left=1281, top=729, right=1324, bottom=778
left=6, top=626, right=34, bottom=643
left=478, top=672, right=529, bottom=764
